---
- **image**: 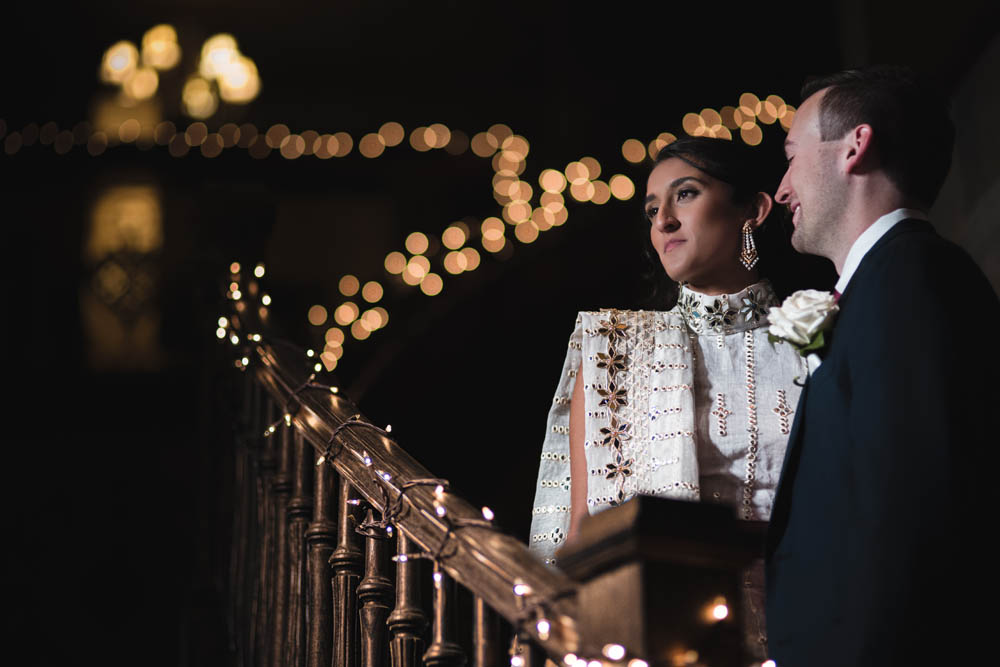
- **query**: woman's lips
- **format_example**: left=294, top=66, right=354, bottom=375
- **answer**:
left=664, top=239, right=686, bottom=253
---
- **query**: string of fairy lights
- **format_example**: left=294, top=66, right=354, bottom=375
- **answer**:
left=225, top=276, right=664, bottom=667
left=2, top=23, right=795, bottom=373
left=224, top=260, right=756, bottom=667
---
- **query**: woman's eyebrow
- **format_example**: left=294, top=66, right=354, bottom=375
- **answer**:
left=670, top=176, right=705, bottom=188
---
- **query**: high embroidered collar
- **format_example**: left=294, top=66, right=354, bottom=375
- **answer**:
left=673, top=280, right=779, bottom=336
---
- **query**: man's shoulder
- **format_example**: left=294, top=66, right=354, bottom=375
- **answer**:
left=861, top=219, right=986, bottom=285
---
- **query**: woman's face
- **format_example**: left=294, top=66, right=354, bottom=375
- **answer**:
left=645, top=157, right=753, bottom=294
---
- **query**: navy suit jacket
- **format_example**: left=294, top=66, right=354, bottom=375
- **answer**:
left=766, top=220, right=1000, bottom=666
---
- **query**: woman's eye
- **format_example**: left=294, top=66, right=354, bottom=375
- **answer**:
left=645, top=206, right=657, bottom=220
left=676, top=188, right=698, bottom=201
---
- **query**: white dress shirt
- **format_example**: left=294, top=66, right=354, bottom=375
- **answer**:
left=835, top=208, right=929, bottom=294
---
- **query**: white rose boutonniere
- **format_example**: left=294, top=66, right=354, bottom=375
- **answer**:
left=767, top=289, right=839, bottom=356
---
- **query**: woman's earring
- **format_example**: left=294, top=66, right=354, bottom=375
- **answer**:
left=739, top=220, right=759, bottom=270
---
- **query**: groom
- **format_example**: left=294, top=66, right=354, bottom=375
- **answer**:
left=765, top=66, right=1000, bottom=666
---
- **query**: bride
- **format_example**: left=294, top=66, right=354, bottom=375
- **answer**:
left=528, top=136, right=810, bottom=658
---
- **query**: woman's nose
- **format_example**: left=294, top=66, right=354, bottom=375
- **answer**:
left=655, top=211, right=679, bottom=232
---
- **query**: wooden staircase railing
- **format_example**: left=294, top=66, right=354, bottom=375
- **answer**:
left=223, top=272, right=758, bottom=667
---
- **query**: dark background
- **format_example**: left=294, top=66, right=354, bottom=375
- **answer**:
left=2, top=2, right=996, bottom=665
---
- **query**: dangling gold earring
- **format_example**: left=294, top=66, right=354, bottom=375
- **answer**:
left=739, top=220, right=759, bottom=270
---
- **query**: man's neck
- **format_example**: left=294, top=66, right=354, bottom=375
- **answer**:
left=831, top=178, right=916, bottom=274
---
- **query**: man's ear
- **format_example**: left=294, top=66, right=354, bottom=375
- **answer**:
left=748, top=192, right=773, bottom=229
left=844, top=124, right=875, bottom=174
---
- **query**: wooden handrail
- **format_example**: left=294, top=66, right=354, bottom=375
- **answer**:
left=231, top=299, right=591, bottom=662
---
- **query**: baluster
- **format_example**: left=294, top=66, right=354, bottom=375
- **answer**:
left=254, top=398, right=279, bottom=667
left=242, top=381, right=265, bottom=666
left=284, top=430, right=315, bottom=667
left=269, top=421, right=294, bottom=667
left=389, top=533, right=427, bottom=667
left=331, top=480, right=363, bottom=667
left=423, top=564, right=466, bottom=667
left=229, top=416, right=252, bottom=661
left=358, top=509, right=394, bottom=667
left=472, top=597, right=498, bottom=667
left=306, top=461, right=337, bottom=667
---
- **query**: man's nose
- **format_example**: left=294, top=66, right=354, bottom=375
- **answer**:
left=775, top=172, right=792, bottom=205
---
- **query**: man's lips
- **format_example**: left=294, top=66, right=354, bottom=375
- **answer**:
left=791, top=204, right=802, bottom=225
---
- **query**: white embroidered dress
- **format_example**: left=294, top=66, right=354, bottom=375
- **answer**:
left=528, top=280, right=805, bottom=656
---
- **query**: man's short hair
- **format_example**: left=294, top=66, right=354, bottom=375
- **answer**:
left=802, top=65, right=954, bottom=209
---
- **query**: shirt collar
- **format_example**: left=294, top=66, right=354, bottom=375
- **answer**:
left=835, top=208, right=928, bottom=293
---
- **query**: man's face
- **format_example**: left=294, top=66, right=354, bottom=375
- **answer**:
left=775, top=89, right=845, bottom=259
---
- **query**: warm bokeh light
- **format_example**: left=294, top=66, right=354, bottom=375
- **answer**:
left=445, top=129, right=469, bottom=155
left=199, top=34, right=239, bottom=80
left=470, top=132, right=496, bottom=157
left=564, top=161, right=589, bottom=185
left=509, top=180, right=532, bottom=202
left=741, top=124, right=763, bottom=146
left=320, top=353, right=338, bottom=371
left=683, top=112, right=705, bottom=136
left=540, top=191, right=565, bottom=212
left=569, top=180, right=596, bottom=202
left=420, top=272, right=443, bottom=296
left=502, top=201, right=531, bottom=225
left=379, top=121, right=404, bottom=147
left=442, top=224, right=467, bottom=249
left=182, top=77, right=218, bottom=119
left=647, top=132, right=677, bottom=160
left=185, top=122, right=208, bottom=146
left=384, top=251, right=406, bottom=274
left=217, top=55, right=261, bottom=104
left=201, top=133, right=223, bottom=157
left=501, top=134, right=530, bottom=161
left=579, top=156, right=601, bottom=180
left=590, top=180, right=611, bottom=205
left=409, top=126, right=431, bottom=152
left=230, top=262, right=241, bottom=274
left=332, top=131, right=353, bottom=157
left=359, top=132, right=386, bottom=158
left=334, top=302, right=360, bottom=325
left=350, top=320, right=371, bottom=340
left=460, top=247, right=480, bottom=271
left=712, top=603, right=729, bottom=620
left=539, top=169, right=567, bottom=193
left=119, top=119, right=141, bottom=143
left=265, top=124, right=290, bottom=148
left=219, top=123, right=240, bottom=147
left=780, top=106, right=796, bottom=130
left=481, top=217, right=504, bottom=240
left=514, top=221, right=539, bottom=244
left=427, top=123, right=450, bottom=148
left=401, top=264, right=422, bottom=285
left=443, top=250, right=468, bottom=274
left=405, top=232, right=429, bottom=255
left=739, top=92, right=761, bottom=117
left=487, top=123, right=512, bottom=146
left=123, top=67, right=158, bottom=100
left=407, top=255, right=430, bottom=279
left=325, top=327, right=345, bottom=345
left=361, top=281, right=383, bottom=303
left=482, top=236, right=505, bottom=253
left=622, top=138, right=646, bottom=163
left=339, top=275, right=360, bottom=296
left=609, top=174, right=635, bottom=200
left=532, top=206, right=555, bottom=231
left=101, top=41, right=139, bottom=84
left=308, top=305, right=328, bottom=326
left=493, top=152, right=524, bottom=175
left=280, top=134, right=306, bottom=159
left=720, top=106, right=739, bottom=130
left=141, top=24, right=181, bottom=70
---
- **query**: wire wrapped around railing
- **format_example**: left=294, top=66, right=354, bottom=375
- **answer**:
left=220, top=267, right=653, bottom=667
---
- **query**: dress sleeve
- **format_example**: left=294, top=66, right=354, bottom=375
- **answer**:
left=527, top=314, right=584, bottom=565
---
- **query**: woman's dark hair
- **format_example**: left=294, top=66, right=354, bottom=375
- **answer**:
left=639, top=136, right=833, bottom=307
